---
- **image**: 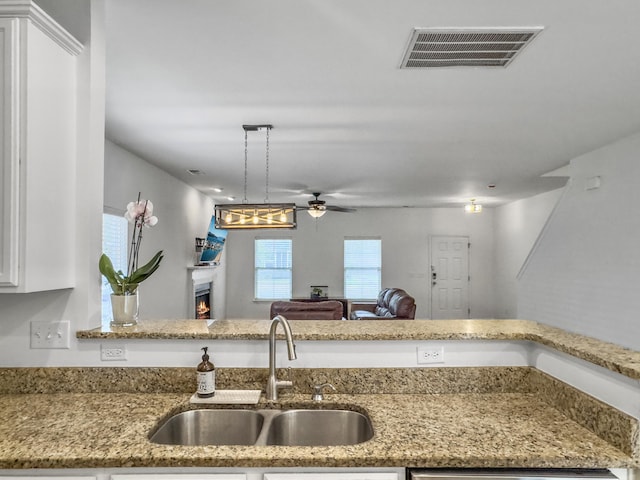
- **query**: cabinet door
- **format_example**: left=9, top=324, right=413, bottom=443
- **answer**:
left=0, top=17, right=19, bottom=287
left=264, top=474, right=398, bottom=480
left=111, top=475, right=246, bottom=480
left=0, top=7, right=80, bottom=292
left=0, top=477, right=96, bottom=480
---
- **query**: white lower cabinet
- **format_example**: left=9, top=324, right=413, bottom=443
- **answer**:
left=0, top=477, right=96, bottom=480
left=111, top=471, right=401, bottom=480
left=112, top=476, right=245, bottom=480
left=0, top=469, right=403, bottom=480
left=264, top=473, right=399, bottom=480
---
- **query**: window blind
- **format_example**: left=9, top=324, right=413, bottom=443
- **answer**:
left=344, top=238, right=381, bottom=300
left=255, top=238, right=292, bottom=300
left=102, top=213, right=128, bottom=324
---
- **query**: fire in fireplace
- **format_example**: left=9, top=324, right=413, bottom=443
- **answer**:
left=194, top=283, right=211, bottom=320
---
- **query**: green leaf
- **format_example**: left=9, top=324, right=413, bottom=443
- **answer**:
left=128, top=250, right=164, bottom=285
left=100, top=251, right=163, bottom=295
left=99, top=254, right=127, bottom=294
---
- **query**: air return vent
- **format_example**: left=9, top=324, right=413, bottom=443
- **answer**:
left=400, top=27, right=543, bottom=68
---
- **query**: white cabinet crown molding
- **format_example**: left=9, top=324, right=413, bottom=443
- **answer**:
left=0, top=0, right=83, bottom=55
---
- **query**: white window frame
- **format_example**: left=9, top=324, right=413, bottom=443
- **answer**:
left=254, top=237, right=293, bottom=300
left=101, top=209, right=128, bottom=325
left=344, top=237, right=382, bottom=301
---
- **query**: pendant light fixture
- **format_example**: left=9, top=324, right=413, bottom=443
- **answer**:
left=214, top=125, right=297, bottom=229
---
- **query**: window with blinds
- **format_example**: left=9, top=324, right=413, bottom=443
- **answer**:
left=344, top=238, right=381, bottom=300
left=255, top=238, right=292, bottom=300
left=102, top=212, right=128, bottom=324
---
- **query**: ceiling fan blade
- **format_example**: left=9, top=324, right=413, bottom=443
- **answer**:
left=325, top=205, right=356, bottom=213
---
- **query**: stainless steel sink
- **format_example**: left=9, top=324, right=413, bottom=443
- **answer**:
left=149, top=407, right=373, bottom=446
left=265, top=409, right=374, bottom=446
left=150, top=409, right=265, bottom=446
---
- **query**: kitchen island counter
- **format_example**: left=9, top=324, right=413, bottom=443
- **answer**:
left=77, top=319, right=640, bottom=381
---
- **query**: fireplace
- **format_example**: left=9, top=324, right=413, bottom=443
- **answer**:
left=194, top=283, right=211, bottom=320
left=189, top=265, right=218, bottom=319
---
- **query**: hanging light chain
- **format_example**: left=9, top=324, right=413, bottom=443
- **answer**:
left=264, top=126, right=270, bottom=203
left=242, top=129, right=248, bottom=204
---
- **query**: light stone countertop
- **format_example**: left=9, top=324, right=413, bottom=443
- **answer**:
left=77, top=319, right=640, bottom=380
left=0, top=391, right=636, bottom=470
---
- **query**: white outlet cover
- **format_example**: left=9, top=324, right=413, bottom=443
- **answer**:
left=416, top=346, right=445, bottom=364
left=101, top=344, right=127, bottom=361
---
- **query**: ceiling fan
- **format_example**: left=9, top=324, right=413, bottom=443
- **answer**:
left=298, top=192, right=356, bottom=218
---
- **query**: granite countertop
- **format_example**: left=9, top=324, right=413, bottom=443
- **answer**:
left=77, top=319, right=640, bottom=380
left=0, top=391, right=636, bottom=470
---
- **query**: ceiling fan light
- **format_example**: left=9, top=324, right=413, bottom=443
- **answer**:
left=307, top=208, right=327, bottom=218
left=464, top=199, right=482, bottom=213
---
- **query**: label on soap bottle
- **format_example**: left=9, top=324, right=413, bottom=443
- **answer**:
left=197, top=370, right=215, bottom=397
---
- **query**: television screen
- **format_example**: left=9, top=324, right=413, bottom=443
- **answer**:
left=199, top=217, right=227, bottom=263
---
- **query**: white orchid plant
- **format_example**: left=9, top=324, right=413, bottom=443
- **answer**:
left=99, top=194, right=164, bottom=295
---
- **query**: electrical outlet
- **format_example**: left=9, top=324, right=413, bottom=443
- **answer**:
left=417, top=346, right=444, bottom=364
left=101, top=344, right=127, bottom=361
left=30, top=320, right=71, bottom=349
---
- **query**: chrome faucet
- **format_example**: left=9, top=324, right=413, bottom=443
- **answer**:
left=266, top=315, right=297, bottom=401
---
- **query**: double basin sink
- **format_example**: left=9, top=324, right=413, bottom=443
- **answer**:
left=150, top=407, right=374, bottom=447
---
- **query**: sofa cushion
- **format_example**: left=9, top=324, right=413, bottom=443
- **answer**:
left=270, top=301, right=343, bottom=320
left=374, top=306, right=394, bottom=317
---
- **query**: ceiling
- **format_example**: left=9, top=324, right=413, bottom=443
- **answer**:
left=103, top=0, right=640, bottom=209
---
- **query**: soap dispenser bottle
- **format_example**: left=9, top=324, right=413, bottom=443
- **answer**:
left=196, top=346, right=215, bottom=398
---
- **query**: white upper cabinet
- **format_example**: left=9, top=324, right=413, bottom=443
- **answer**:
left=0, top=2, right=82, bottom=292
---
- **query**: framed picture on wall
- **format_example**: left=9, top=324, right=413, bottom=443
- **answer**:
left=199, top=217, right=228, bottom=264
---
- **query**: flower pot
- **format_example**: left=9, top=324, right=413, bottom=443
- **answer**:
left=110, top=292, right=139, bottom=327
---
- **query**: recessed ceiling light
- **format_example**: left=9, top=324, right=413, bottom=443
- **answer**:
left=212, top=187, right=223, bottom=193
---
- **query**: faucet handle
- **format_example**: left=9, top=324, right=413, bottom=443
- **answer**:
left=312, top=382, right=336, bottom=401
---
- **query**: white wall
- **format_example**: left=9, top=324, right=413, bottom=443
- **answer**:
left=493, top=188, right=564, bottom=318
left=0, top=0, right=105, bottom=362
left=104, top=140, right=218, bottom=321
left=225, top=206, right=496, bottom=319
left=518, top=131, right=640, bottom=350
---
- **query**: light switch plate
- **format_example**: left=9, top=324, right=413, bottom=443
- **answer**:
left=30, top=320, right=71, bottom=349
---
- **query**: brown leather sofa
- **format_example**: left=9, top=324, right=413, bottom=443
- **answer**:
left=350, top=288, right=416, bottom=320
left=270, top=300, right=344, bottom=320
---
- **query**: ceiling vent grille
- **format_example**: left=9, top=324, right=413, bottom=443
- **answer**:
left=400, top=27, right=543, bottom=68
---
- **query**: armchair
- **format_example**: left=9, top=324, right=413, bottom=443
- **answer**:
left=350, top=288, right=416, bottom=320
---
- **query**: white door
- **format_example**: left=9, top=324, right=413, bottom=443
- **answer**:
left=430, top=236, right=469, bottom=319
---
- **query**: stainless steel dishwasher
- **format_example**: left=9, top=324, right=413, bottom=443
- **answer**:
left=408, top=469, right=620, bottom=480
